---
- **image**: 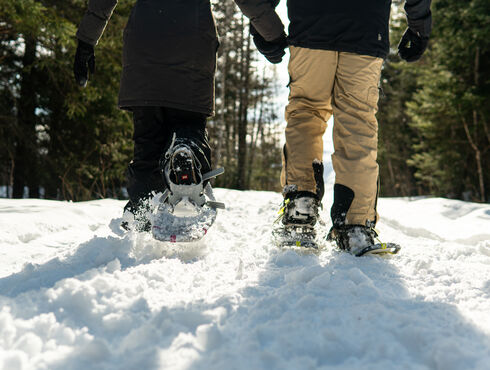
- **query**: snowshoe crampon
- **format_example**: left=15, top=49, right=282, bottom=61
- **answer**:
left=152, top=174, right=224, bottom=242
left=272, top=225, right=324, bottom=250
left=152, top=191, right=217, bottom=242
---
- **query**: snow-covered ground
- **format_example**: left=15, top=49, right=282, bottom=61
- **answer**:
left=2, top=120, right=490, bottom=370
left=1, top=59, right=490, bottom=368
left=1, top=176, right=490, bottom=369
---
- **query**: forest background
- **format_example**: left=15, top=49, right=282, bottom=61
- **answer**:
left=0, top=0, right=488, bottom=203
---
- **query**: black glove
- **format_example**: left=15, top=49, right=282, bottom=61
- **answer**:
left=73, top=39, right=95, bottom=87
left=398, top=28, right=429, bottom=62
left=250, top=25, right=288, bottom=64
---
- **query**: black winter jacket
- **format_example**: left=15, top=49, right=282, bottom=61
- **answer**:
left=76, top=0, right=284, bottom=115
left=286, top=0, right=432, bottom=58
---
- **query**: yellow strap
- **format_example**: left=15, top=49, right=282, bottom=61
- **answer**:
left=274, top=199, right=290, bottom=224
left=374, top=232, right=387, bottom=249
left=277, top=198, right=290, bottom=215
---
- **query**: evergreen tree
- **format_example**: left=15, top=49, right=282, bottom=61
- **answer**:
left=1, top=1, right=133, bottom=200
left=210, top=0, right=282, bottom=192
left=407, top=0, right=490, bottom=201
left=378, top=0, right=489, bottom=202
left=377, top=3, right=423, bottom=197
left=0, top=0, right=283, bottom=200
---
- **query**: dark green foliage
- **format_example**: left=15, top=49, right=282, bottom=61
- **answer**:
left=0, top=0, right=134, bottom=200
left=378, top=58, right=422, bottom=197
left=0, top=0, right=282, bottom=200
left=209, top=0, right=282, bottom=191
left=378, top=0, right=490, bottom=202
left=407, top=0, right=490, bottom=201
left=378, top=4, right=423, bottom=197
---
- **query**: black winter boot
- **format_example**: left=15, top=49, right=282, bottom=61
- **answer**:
left=327, top=225, right=378, bottom=256
left=279, top=190, right=320, bottom=228
left=123, top=107, right=169, bottom=232
left=121, top=198, right=152, bottom=232
left=272, top=188, right=322, bottom=249
left=160, top=136, right=209, bottom=187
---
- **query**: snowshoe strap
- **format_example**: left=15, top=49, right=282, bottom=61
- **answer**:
left=312, top=160, right=325, bottom=202
left=162, top=159, right=226, bottom=210
left=206, top=201, right=225, bottom=209
left=167, top=182, right=206, bottom=208
left=160, top=189, right=170, bottom=204
left=203, top=182, right=225, bottom=209
left=164, top=133, right=177, bottom=160
left=202, top=167, right=225, bottom=182
left=274, top=198, right=290, bottom=224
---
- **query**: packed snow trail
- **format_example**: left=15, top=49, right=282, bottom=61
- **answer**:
left=1, top=189, right=490, bottom=370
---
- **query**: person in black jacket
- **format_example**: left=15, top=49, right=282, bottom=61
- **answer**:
left=253, top=0, right=432, bottom=254
left=73, top=0, right=286, bottom=231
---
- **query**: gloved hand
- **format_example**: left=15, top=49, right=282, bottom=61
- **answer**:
left=250, top=25, right=288, bottom=64
left=73, top=39, right=95, bottom=87
left=398, top=28, right=429, bottom=62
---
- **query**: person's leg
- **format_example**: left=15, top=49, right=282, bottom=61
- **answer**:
left=124, top=106, right=213, bottom=227
left=283, top=46, right=336, bottom=197
left=331, top=52, right=383, bottom=228
left=125, top=106, right=168, bottom=215
left=277, top=46, right=337, bottom=232
left=162, top=107, right=212, bottom=180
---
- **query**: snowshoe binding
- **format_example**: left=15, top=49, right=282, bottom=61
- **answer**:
left=152, top=137, right=224, bottom=243
left=327, top=225, right=401, bottom=257
left=272, top=191, right=324, bottom=250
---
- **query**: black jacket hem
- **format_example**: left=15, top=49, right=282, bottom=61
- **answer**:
left=288, top=40, right=388, bottom=59
left=119, top=99, right=214, bottom=117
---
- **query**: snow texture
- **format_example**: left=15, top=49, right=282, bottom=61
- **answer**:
left=1, top=185, right=490, bottom=369
left=152, top=200, right=216, bottom=243
left=1, top=121, right=490, bottom=369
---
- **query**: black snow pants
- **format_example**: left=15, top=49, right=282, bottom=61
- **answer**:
left=125, top=106, right=212, bottom=213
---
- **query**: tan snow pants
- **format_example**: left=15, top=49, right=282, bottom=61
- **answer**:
left=282, top=46, right=383, bottom=225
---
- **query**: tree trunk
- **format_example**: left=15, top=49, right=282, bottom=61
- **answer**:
left=236, top=18, right=251, bottom=190
left=247, top=78, right=265, bottom=188
left=13, top=36, right=39, bottom=198
left=214, top=2, right=233, bottom=171
left=472, top=47, right=485, bottom=202
left=462, top=113, right=485, bottom=202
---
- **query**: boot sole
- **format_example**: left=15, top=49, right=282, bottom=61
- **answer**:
left=170, top=148, right=198, bottom=185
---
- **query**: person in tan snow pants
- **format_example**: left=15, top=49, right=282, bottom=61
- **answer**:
left=256, top=0, right=433, bottom=253
left=283, top=49, right=383, bottom=227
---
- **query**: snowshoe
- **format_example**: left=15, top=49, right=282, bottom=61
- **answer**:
left=327, top=225, right=401, bottom=257
left=272, top=191, right=325, bottom=250
left=152, top=139, right=224, bottom=243
left=272, top=225, right=322, bottom=249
